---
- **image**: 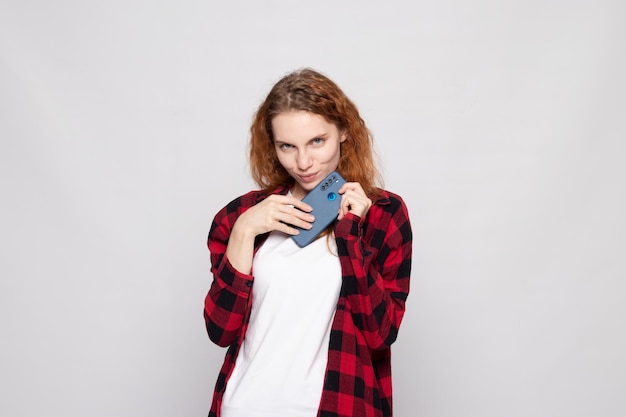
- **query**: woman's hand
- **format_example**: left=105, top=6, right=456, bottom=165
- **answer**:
left=338, top=182, right=372, bottom=220
left=233, top=194, right=314, bottom=238
left=226, top=195, right=314, bottom=274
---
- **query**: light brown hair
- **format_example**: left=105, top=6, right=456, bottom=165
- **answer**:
left=249, top=68, right=382, bottom=196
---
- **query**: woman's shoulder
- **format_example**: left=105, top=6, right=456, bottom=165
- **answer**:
left=209, top=190, right=267, bottom=236
left=225, top=189, right=264, bottom=210
left=371, top=188, right=409, bottom=213
left=215, top=189, right=264, bottom=218
left=366, top=189, right=412, bottom=244
left=214, top=186, right=288, bottom=220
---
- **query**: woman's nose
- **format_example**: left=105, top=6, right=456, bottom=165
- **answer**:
left=297, top=151, right=313, bottom=170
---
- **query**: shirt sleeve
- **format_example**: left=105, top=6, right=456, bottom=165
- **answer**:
left=333, top=193, right=412, bottom=351
left=204, top=196, right=255, bottom=348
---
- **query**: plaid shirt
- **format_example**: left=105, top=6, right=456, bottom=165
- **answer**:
left=204, top=185, right=412, bottom=417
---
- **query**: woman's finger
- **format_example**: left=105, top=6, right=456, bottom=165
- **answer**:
left=338, top=186, right=372, bottom=220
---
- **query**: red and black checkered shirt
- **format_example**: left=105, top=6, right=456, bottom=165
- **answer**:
left=204, top=185, right=412, bottom=417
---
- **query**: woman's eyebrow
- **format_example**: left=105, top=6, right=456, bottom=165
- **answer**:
left=275, top=132, right=329, bottom=145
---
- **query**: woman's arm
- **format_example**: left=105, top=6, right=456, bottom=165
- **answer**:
left=334, top=193, right=412, bottom=351
left=204, top=191, right=314, bottom=347
left=204, top=195, right=256, bottom=347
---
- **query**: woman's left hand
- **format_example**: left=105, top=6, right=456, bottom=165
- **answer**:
left=338, top=182, right=372, bottom=220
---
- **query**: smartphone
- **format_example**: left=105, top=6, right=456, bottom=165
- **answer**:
left=291, top=171, right=346, bottom=248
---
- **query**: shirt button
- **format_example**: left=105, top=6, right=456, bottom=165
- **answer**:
left=246, top=281, right=253, bottom=287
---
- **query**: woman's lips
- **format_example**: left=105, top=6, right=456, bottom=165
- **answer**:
left=298, top=172, right=318, bottom=183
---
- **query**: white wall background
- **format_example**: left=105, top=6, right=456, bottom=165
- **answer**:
left=1, top=1, right=625, bottom=416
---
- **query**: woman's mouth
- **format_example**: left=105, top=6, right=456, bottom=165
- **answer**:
left=298, top=173, right=318, bottom=183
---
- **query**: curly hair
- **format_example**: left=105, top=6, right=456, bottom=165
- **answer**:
left=249, top=68, right=382, bottom=196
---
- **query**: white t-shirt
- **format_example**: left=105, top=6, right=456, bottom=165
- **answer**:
left=220, top=230, right=342, bottom=417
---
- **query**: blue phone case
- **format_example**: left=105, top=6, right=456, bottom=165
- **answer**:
left=291, top=171, right=346, bottom=248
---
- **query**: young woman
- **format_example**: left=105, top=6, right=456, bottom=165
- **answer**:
left=204, top=68, right=412, bottom=417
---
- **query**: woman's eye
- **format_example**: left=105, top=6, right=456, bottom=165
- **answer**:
left=279, top=144, right=293, bottom=150
left=312, top=138, right=324, bottom=145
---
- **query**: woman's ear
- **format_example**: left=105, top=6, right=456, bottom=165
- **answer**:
left=340, top=130, right=348, bottom=143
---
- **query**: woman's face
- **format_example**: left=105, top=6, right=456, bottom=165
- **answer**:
left=271, top=111, right=346, bottom=200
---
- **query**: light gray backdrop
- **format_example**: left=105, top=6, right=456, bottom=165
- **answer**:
left=1, top=1, right=624, bottom=416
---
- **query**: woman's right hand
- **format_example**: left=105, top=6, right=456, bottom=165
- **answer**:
left=226, top=195, right=314, bottom=274
left=234, top=194, right=315, bottom=237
